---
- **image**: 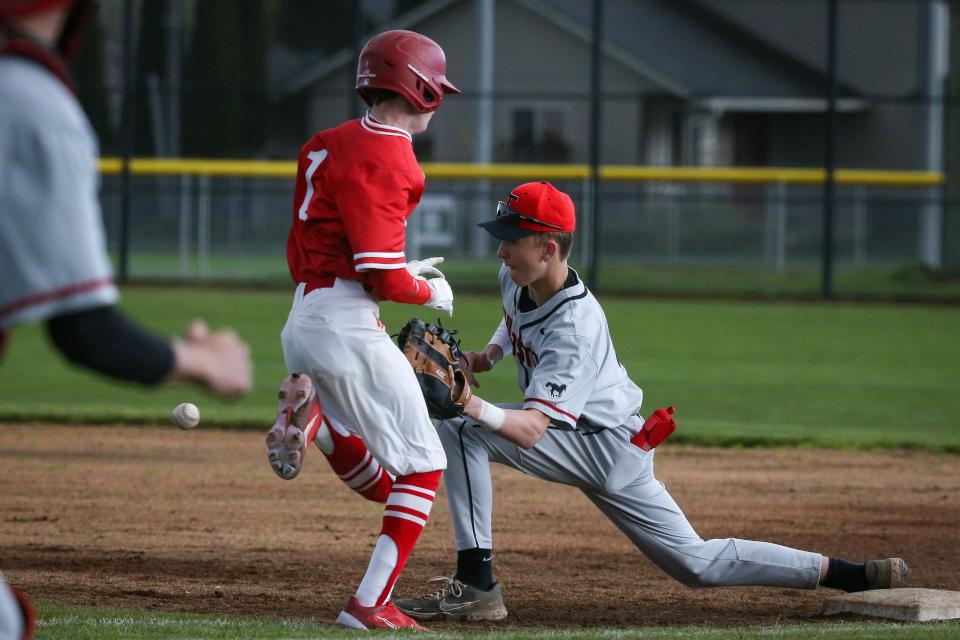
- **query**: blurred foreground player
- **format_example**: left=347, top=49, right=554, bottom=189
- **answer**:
left=0, top=0, right=251, bottom=394
left=1, top=2, right=252, bottom=636
left=0, top=575, right=33, bottom=640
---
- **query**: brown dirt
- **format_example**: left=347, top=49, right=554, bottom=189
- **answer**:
left=1, top=423, right=958, bottom=631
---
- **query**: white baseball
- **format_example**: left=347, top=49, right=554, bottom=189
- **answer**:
left=172, top=402, right=200, bottom=430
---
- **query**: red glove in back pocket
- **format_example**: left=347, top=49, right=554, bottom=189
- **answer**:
left=630, top=406, right=676, bottom=451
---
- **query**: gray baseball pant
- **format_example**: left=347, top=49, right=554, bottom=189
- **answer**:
left=436, top=412, right=822, bottom=589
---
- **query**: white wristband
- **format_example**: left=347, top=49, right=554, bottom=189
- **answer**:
left=475, top=400, right=506, bottom=433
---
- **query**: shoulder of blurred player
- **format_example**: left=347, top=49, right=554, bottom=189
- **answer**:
left=0, top=55, right=79, bottom=121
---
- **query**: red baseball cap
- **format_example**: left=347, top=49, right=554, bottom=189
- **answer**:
left=478, top=181, right=576, bottom=240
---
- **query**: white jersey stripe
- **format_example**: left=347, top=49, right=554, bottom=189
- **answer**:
left=360, top=114, right=413, bottom=141
left=354, top=263, right=407, bottom=271
left=354, top=251, right=405, bottom=259
left=362, top=113, right=413, bottom=140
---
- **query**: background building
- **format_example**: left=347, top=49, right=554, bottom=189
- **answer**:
left=69, top=0, right=959, bottom=298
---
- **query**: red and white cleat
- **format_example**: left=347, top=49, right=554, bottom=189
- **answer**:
left=336, top=595, right=429, bottom=632
left=265, top=374, right=322, bottom=480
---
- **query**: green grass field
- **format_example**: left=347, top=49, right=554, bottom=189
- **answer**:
left=32, top=602, right=960, bottom=639
left=1, top=286, right=958, bottom=451
left=4, top=287, right=959, bottom=638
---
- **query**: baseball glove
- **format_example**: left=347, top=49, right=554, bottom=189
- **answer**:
left=396, top=318, right=472, bottom=419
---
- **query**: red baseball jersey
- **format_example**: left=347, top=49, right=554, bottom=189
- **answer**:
left=287, top=113, right=427, bottom=295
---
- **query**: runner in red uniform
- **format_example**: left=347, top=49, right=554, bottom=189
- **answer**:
left=273, top=30, right=460, bottom=631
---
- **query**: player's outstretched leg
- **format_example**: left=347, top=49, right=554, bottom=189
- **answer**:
left=266, top=373, right=322, bottom=480
left=315, top=417, right=394, bottom=503
left=866, top=558, right=911, bottom=589
left=821, top=557, right=910, bottom=592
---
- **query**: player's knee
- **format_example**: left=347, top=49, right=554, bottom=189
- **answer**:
left=659, top=548, right=724, bottom=588
left=675, top=570, right=713, bottom=588
left=671, top=562, right=728, bottom=588
left=357, top=475, right=393, bottom=503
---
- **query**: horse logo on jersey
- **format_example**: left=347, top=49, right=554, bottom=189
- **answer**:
left=546, top=382, right=566, bottom=398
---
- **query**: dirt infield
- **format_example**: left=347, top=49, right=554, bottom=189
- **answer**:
left=1, top=424, right=958, bottom=630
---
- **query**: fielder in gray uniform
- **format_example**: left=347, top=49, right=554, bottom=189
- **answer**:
left=394, top=181, right=909, bottom=622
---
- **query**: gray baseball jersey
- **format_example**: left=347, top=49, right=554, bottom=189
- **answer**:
left=0, top=57, right=117, bottom=330
left=436, top=266, right=823, bottom=590
left=500, top=265, right=643, bottom=432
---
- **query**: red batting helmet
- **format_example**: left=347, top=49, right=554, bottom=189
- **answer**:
left=356, top=30, right=460, bottom=113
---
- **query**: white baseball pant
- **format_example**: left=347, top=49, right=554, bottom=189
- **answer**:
left=281, top=280, right=446, bottom=477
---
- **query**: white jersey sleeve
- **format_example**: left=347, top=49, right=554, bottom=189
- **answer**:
left=487, top=317, right=512, bottom=362
left=522, top=331, right=598, bottom=429
left=0, top=58, right=118, bottom=330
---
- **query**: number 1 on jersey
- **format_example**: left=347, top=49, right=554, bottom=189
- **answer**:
left=297, top=149, right=328, bottom=221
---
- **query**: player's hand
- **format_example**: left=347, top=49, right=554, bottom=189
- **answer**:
left=183, top=318, right=210, bottom=341
left=462, top=350, right=494, bottom=387
left=406, top=256, right=446, bottom=280
left=425, top=277, right=453, bottom=317
left=172, top=320, right=253, bottom=397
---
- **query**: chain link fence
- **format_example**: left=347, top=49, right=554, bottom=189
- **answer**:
left=99, top=164, right=954, bottom=299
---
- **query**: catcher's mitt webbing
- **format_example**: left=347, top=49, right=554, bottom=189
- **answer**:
left=396, top=318, right=471, bottom=419
left=415, top=334, right=457, bottom=370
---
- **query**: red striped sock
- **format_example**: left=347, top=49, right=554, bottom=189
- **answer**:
left=319, top=424, right=393, bottom=503
left=354, top=469, right=442, bottom=606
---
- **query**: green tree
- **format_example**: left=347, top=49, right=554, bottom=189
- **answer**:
left=239, top=0, right=268, bottom=156
left=133, top=0, right=168, bottom=155
left=277, top=0, right=353, bottom=53
left=183, top=0, right=267, bottom=157
left=71, top=15, right=112, bottom=152
left=395, top=0, right=429, bottom=19
left=945, top=0, right=960, bottom=275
